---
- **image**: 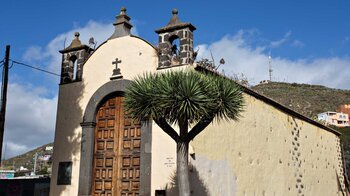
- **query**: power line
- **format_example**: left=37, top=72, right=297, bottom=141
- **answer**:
left=10, top=60, right=60, bottom=77
left=9, top=61, right=14, bottom=69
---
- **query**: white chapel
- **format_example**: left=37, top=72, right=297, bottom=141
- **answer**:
left=50, top=8, right=347, bottom=196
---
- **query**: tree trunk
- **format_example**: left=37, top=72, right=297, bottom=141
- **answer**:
left=177, top=141, right=190, bottom=196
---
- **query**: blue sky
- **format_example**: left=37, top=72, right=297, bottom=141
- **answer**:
left=1, top=0, right=350, bottom=159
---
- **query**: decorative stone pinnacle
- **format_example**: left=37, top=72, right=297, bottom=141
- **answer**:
left=109, top=7, right=132, bottom=39
left=155, top=8, right=196, bottom=33
left=120, top=7, right=126, bottom=15
left=172, top=9, right=178, bottom=15
left=74, top=32, right=80, bottom=38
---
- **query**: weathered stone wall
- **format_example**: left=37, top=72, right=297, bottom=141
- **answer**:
left=61, top=49, right=91, bottom=84
left=157, top=27, right=194, bottom=68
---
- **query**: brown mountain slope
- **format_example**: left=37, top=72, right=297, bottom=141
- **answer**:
left=252, top=82, right=350, bottom=119
left=1, top=143, right=53, bottom=171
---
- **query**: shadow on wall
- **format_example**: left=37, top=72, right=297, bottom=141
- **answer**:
left=163, top=165, right=210, bottom=196
left=53, top=80, right=85, bottom=196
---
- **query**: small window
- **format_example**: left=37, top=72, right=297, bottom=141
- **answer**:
left=169, top=35, right=180, bottom=56
left=57, top=161, right=72, bottom=185
left=69, top=55, right=78, bottom=80
left=73, top=60, right=78, bottom=80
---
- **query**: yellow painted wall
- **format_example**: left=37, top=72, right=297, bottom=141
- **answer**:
left=186, top=93, right=346, bottom=196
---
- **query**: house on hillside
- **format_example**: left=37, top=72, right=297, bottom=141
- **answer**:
left=50, top=8, right=348, bottom=196
left=0, top=170, right=14, bottom=179
left=318, top=111, right=349, bottom=127
left=337, top=104, right=350, bottom=122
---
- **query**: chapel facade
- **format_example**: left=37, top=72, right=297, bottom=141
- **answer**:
left=50, top=8, right=348, bottom=196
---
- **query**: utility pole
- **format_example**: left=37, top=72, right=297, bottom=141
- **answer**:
left=0, top=45, right=10, bottom=167
left=33, top=152, right=38, bottom=176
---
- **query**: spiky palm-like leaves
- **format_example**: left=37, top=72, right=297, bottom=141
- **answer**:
left=125, top=70, right=244, bottom=131
left=124, top=70, right=244, bottom=196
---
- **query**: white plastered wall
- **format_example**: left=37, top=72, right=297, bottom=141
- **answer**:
left=150, top=122, right=177, bottom=194
left=50, top=36, right=158, bottom=196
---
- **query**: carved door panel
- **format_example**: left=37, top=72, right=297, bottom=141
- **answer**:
left=92, top=96, right=141, bottom=196
left=120, top=113, right=141, bottom=196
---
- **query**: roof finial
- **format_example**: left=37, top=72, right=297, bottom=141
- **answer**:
left=74, top=32, right=80, bottom=38
left=155, top=8, right=196, bottom=33
left=61, top=32, right=82, bottom=50
left=172, top=9, right=178, bottom=16
left=120, top=7, right=126, bottom=15
left=166, top=8, right=180, bottom=26
left=109, top=7, right=133, bottom=39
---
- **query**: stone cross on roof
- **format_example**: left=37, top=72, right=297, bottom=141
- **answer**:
left=110, top=58, right=123, bottom=80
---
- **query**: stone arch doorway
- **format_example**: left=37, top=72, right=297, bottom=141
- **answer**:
left=78, top=79, right=152, bottom=196
left=92, top=95, right=141, bottom=195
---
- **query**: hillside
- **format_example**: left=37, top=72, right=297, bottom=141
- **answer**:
left=1, top=143, right=53, bottom=173
left=252, top=82, right=350, bottom=119
left=251, top=82, right=350, bottom=142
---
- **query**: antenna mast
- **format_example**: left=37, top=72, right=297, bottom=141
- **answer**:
left=268, top=54, right=273, bottom=81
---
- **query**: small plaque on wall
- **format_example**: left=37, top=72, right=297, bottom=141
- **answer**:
left=57, top=161, right=72, bottom=185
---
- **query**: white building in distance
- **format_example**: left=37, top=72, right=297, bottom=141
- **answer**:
left=318, top=112, right=349, bottom=127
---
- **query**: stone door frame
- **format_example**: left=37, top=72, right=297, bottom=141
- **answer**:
left=78, top=79, right=152, bottom=196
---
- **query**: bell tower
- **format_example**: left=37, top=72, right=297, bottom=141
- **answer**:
left=155, top=9, right=196, bottom=68
left=59, top=32, right=93, bottom=84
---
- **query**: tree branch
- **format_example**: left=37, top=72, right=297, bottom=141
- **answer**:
left=154, top=117, right=180, bottom=142
left=178, top=116, right=188, bottom=140
left=185, top=116, right=214, bottom=143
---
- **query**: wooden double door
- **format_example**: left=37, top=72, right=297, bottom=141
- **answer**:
left=92, top=96, right=141, bottom=196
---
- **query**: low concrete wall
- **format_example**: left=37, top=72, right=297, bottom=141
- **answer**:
left=0, top=177, right=50, bottom=196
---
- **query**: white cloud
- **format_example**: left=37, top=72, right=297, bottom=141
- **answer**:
left=3, top=83, right=58, bottom=159
left=342, top=36, right=350, bottom=44
left=269, top=31, right=292, bottom=48
left=197, top=31, right=350, bottom=89
left=23, top=46, right=47, bottom=62
left=292, top=40, right=305, bottom=48
left=4, top=142, right=28, bottom=158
